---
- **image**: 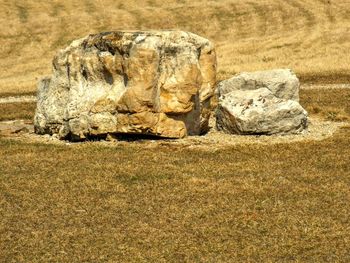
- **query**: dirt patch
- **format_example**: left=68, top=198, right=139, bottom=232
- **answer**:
left=145, top=117, right=346, bottom=150
left=0, top=119, right=34, bottom=136
left=1, top=117, right=346, bottom=150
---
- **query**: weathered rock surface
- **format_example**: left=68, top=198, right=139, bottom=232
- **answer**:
left=34, top=30, right=216, bottom=140
left=216, top=88, right=308, bottom=135
left=217, top=69, right=300, bottom=101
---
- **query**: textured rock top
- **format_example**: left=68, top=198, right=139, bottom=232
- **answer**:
left=217, top=69, right=300, bottom=101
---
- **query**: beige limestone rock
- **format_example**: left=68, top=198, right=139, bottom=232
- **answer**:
left=34, top=31, right=216, bottom=140
left=217, top=69, right=300, bottom=101
left=216, top=88, right=308, bottom=135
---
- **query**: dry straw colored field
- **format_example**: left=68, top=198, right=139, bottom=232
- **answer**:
left=0, top=91, right=349, bottom=262
left=1, top=88, right=350, bottom=262
left=1, top=0, right=350, bottom=261
left=1, top=0, right=350, bottom=95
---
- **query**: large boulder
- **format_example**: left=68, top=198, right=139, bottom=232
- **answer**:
left=34, top=30, right=216, bottom=140
left=217, top=69, right=300, bottom=101
left=216, top=88, right=308, bottom=135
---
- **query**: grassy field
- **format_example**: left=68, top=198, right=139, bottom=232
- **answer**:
left=1, top=0, right=350, bottom=95
left=1, top=0, right=350, bottom=261
left=1, top=89, right=350, bottom=261
left=301, top=88, right=350, bottom=122
left=0, top=102, right=36, bottom=121
left=1, top=126, right=350, bottom=262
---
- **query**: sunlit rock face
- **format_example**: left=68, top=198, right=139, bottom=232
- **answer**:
left=34, top=30, right=217, bottom=140
left=216, top=70, right=308, bottom=135
left=217, top=69, right=300, bottom=101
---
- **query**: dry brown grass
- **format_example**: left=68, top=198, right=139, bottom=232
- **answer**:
left=1, top=1, right=350, bottom=260
left=1, top=122, right=350, bottom=262
left=0, top=102, right=36, bottom=121
left=300, top=88, right=350, bottom=122
left=1, top=88, right=350, bottom=261
left=1, top=0, right=350, bottom=95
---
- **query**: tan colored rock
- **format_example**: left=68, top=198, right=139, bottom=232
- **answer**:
left=34, top=31, right=217, bottom=140
left=217, top=69, right=300, bottom=101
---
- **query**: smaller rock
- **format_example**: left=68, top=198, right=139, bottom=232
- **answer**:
left=217, top=69, right=300, bottom=101
left=216, top=88, right=308, bottom=135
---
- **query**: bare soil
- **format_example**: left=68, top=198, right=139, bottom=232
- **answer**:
left=0, top=117, right=346, bottom=150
